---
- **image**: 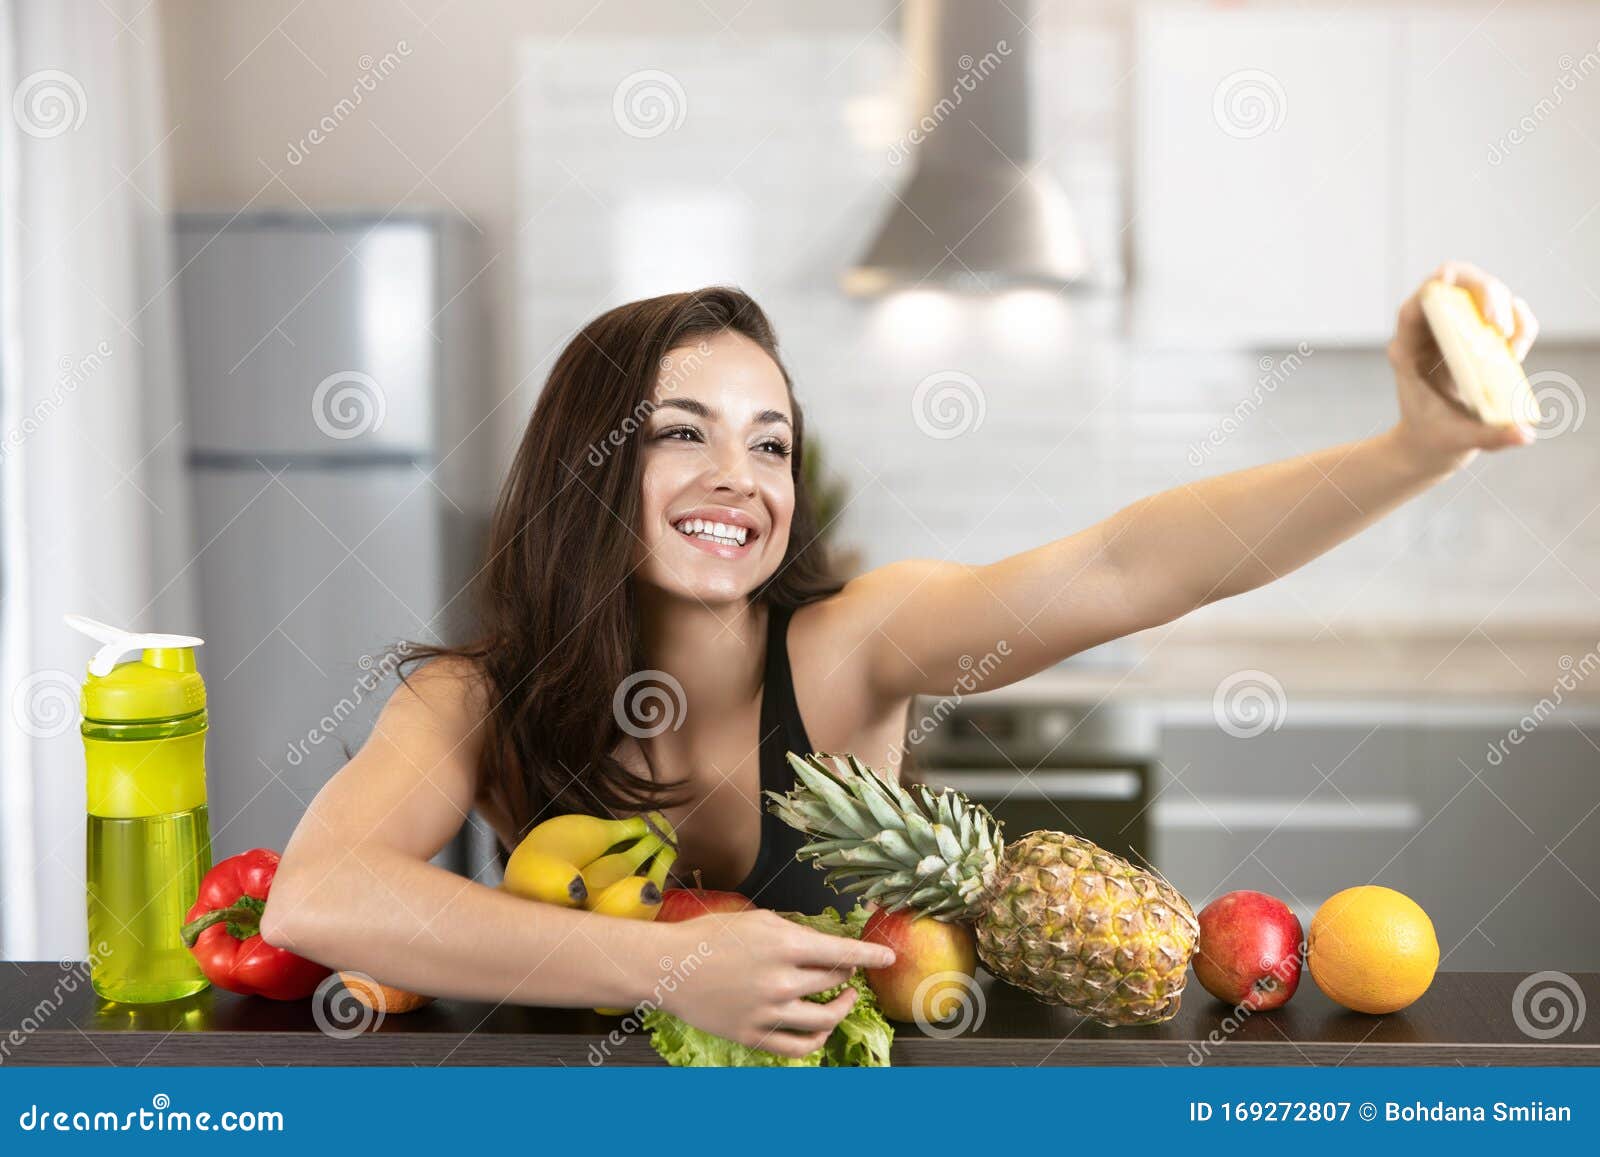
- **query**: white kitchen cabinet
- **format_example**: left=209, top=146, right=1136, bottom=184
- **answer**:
left=1401, top=7, right=1600, bottom=339
left=1136, top=3, right=1600, bottom=345
left=1134, top=4, right=1398, bottom=347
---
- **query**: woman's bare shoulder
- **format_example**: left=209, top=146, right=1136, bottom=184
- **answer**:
left=382, top=652, right=494, bottom=737
left=785, top=570, right=935, bottom=744
left=789, top=559, right=957, bottom=645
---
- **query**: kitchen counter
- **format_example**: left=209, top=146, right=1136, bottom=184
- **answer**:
left=986, top=623, right=1600, bottom=716
left=4, top=964, right=1595, bottom=1066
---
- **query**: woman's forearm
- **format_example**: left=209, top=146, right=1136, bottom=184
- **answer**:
left=260, top=841, right=669, bottom=1009
left=1104, top=425, right=1456, bottom=615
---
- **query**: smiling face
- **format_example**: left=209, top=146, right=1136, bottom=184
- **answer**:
left=634, top=329, right=796, bottom=605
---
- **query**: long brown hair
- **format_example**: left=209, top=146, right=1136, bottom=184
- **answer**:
left=398, top=287, right=840, bottom=845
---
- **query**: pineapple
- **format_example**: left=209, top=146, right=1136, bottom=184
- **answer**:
left=768, top=752, right=1199, bottom=1026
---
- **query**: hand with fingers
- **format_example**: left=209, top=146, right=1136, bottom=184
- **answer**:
left=1389, top=260, right=1541, bottom=473
left=654, top=908, right=895, bottom=1059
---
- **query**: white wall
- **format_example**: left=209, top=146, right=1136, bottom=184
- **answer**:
left=158, top=0, right=891, bottom=509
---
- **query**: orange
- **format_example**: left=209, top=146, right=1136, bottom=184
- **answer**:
left=338, top=972, right=434, bottom=1014
left=1307, top=886, right=1438, bottom=1014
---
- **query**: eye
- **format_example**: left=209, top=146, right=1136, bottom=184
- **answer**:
left=656, top=424, right=703, bottom=444
left=754, top=436, right=792, bottom=457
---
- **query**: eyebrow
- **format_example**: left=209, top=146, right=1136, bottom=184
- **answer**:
left=653, top=398, right=792, bottom=429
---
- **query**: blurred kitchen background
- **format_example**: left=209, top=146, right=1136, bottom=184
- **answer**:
left=2, top=0, right=1598, bottom=973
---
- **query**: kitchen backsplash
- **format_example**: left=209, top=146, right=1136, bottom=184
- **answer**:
left=517, top=12, right=1599, bottom=635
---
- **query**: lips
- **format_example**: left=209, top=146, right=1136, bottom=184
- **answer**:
left=670, top=507, right=761, bottom=557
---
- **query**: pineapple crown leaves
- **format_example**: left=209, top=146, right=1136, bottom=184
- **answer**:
left=766, top=752, right=1002, bottom=919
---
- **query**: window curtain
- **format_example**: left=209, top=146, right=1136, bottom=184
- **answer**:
left=0, top=0, right=195, bottom=960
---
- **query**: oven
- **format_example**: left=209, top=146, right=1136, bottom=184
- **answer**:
left=906, top=696, right=1158, bottom=867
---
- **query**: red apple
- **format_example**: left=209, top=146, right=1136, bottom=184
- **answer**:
left=1193, top=890, right=1304, bottom=1011
left=656, top=888, right=756, bottom=922
left=861, top=907, right=978, bottom=1024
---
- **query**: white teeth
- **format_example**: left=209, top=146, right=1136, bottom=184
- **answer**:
left=673, top=516, right=750, bottom=547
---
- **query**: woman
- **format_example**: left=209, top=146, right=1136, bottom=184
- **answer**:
left=262, top=261, right=1538, bottom=1055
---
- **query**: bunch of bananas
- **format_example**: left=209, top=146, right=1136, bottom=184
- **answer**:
left=502, top=812, right=680, bottom=1015
left=501, top=811, right=678, bottom=920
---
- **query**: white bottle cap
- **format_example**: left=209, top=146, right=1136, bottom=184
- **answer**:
left=64, top=614, right=205, bottom=678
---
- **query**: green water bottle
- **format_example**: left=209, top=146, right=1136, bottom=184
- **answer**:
left=66, top=614, right=214, bottom=1004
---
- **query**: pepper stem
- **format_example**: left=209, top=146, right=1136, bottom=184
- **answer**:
left=180, top=895, right=267, bottom=947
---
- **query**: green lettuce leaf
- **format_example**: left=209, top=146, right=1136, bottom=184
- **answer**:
left=640, top=906, right=892, bottom=1067
left=643, top=1006, right=824, bottom=1067
left=823, top=971, right=893, bottom=1067
left=784, top=905, right=871, bottom=940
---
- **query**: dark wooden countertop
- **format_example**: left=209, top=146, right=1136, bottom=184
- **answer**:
left=3, top=964, right=1595, bottom=1066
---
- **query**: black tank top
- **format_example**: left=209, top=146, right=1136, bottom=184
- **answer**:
left=731, top=604, right=843, bottom=915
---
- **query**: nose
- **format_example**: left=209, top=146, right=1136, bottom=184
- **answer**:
left=699, top=436, right=757, bottom=498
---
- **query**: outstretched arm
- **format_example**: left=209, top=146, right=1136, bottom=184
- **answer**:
left=829, top=263, right=1538, bottom=702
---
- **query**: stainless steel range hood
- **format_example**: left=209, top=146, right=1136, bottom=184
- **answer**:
left=844, top=0, right=1088, bottom=295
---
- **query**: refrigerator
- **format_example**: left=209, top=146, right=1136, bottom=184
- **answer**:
left=174, top=211, right=492, bottom=873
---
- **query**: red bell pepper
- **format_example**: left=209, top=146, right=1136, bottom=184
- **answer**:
left=180, top=848, right=331, bottom=1001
